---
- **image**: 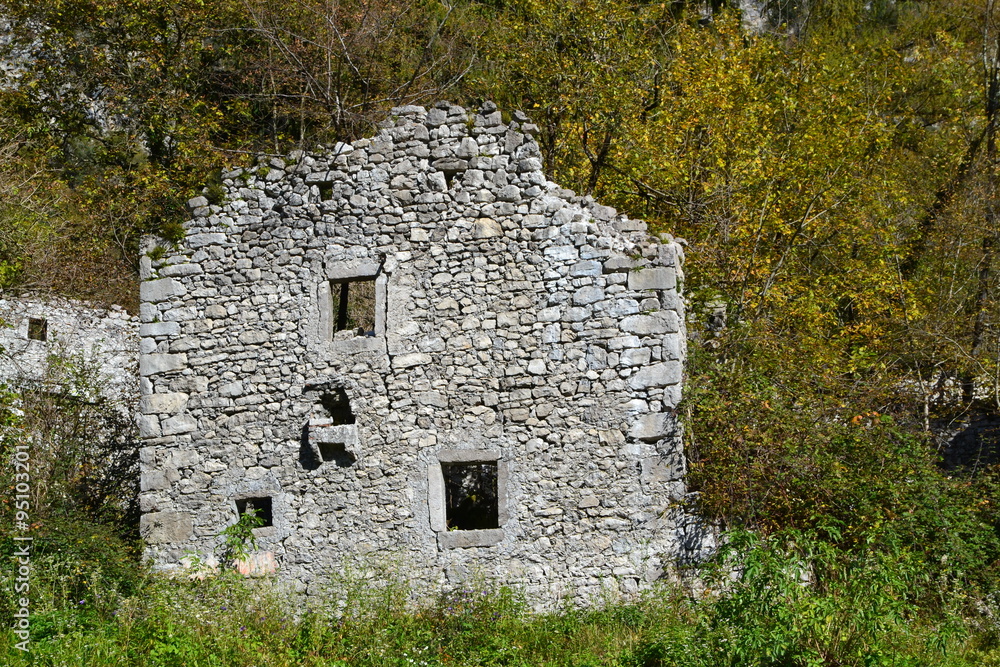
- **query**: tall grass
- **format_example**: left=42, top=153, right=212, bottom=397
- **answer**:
left=4, top=529, right=1000, bottom=666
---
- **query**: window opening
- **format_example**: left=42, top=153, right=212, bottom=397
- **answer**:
left=443, top=462, right=499, bottom=530
left=317, top=441, right=357, bottom=467
left=318, top=182, right=334, bottom=201
left=331, top=278, right=377, bottom=335
left=28, top=317, right=47, bottom=341
left=235, top=497, right=273, bottom=527
left=319, top=387, right=355, bottom=425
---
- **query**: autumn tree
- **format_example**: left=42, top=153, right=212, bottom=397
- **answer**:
left=238, top=0, right=482, bottom=147
left=477, top=0, right=672, bottom=196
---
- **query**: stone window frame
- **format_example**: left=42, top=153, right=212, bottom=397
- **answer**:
left=429, top=449, right=508, bottom=549
left=318, top=260, right=387, bottom=352
left=231, top=494, right=278, bottom=538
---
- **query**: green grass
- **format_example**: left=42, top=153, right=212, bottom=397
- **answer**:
left=3, top=544, right=1000, bottom=667
left=3, top=526, right=1000, bottom=666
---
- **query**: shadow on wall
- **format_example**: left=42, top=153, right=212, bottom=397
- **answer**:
left=937, top=412, right=1000, bottom=472
left=299, top=383, right=359, bottom=471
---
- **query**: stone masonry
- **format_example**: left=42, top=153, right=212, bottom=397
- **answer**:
left=0, top=295, right=138, bottom=405
left=136, top=101, right=697, bottom=603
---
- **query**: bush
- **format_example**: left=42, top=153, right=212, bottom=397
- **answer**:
left=685, top=338, right=1000, bottom=602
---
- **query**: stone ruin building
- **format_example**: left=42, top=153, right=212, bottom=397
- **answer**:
left=0, top=296, right=138, bottom=405
left=2, top=102, right=707, bottom=602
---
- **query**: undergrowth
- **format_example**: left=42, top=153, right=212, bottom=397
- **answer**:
left=4, top=529, right=1000, bottom=666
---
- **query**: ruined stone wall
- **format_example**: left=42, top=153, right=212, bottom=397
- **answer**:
left=0, top=295, right=138, bottom=403
left=139, top=102, right=699, bottom=603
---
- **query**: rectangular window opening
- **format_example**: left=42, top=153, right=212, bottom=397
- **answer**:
left=28, top=317, right=47, bottom=341
left=330, top=278, right=377, bottom=336
left=443, top=462, right=499, bottom=531
left=318, top=182, right=334, bottom=201
left=318, top=441, right=357, bottom=467
left=235, top=497, right=273, bottom=528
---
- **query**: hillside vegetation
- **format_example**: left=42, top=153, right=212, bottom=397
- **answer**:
left=5, top=0, right=1000, bottom=663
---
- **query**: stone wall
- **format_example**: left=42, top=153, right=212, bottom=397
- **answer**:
left=138, top=102, right=703, bottom=603
left=0, top=295, right=139, bottom=404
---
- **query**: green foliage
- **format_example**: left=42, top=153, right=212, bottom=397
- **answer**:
left=236, top=0, right=483, bottom=144
left=203, top=171, right=226, bottom=207
left=686, top=337, right=1000, bottom=595
left=0, top=519, right=146, bottom=638
left=219, top=508, right=263, bottom=568
left=707, top=529, right=925, bottom=665
left=0, top=550, right=985, bottom=666
left=628, top=528, right=967, bottom=667
left=3, top=353, right=141, bottom=530
left=478, top=0, right=670, bottom=194
left=0, top=352, right=143, bottom=644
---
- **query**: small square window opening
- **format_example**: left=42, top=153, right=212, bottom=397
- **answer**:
left=28, top=317, right=47, bottom=341
left=330, top=278, right=377, bottom=336
left=235, top=497, right=273, bottom=527
left=318, top=388, right=355, bottom=425
left=443, top=462, right=499, bottom=530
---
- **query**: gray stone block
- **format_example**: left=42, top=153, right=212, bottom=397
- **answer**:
left=620, top=348, right=652, bottom=367
left=140, top=354, right=187, bottom=376
left=160, top=263, right=203, bottom=277
left=416, top=391, right=448, bottom=408
left=239, top=330, right=270, bottom=345
left=140, top=511, right=193, bottom=543
left=140, top=392, right=189, bottom=415
left=573, top=286, right=604, bottom=305
left=204, top=305, right=227, bottom=319
left=140, top=321, right=180, bottom=337
left=628, top=267, right=676, bottom=291
left=474, top=218, right=503, bottom=239
left=438, top=529, right=505, bottom=549
left=629, top=413, right=673, bottom=442
left=569, top=260, right=602, bottom=277
left=527, top=359, right=547, bottom=375
left=620, top=312, right=678, bottom=335
left=136, top=415, right=161, bottom=438
left=141, top=470, right=169, bottom=491
left=393, top=352, right=432, bottom=369
left=628, top=362, right=683, bottom=390
left=163, top=307, right=198, bottom=322
left=187, top=233, right=227, bottom=248
left=219, top=381, right=244, bottom=398
left=603, top=256, right=645, bottom=273
left=161, top=415, right=197, bottom=436
left=140, top=278, right=186, bottom=303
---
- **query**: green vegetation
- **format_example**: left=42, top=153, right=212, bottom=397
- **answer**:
left=2, top=530, right=1000, bottom=666
left=5, top=0, right=1000, bottom=662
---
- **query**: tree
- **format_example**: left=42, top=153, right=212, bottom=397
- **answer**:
left=478, top=0, right=672, bottom=195
left=239, top=0, right=481, bottom=147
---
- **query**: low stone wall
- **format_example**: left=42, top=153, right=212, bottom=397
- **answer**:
left=0, top=294, right=139, bottom=404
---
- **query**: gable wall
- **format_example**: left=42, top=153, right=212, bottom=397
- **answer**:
left=138, top=103, right=695, bottom=602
